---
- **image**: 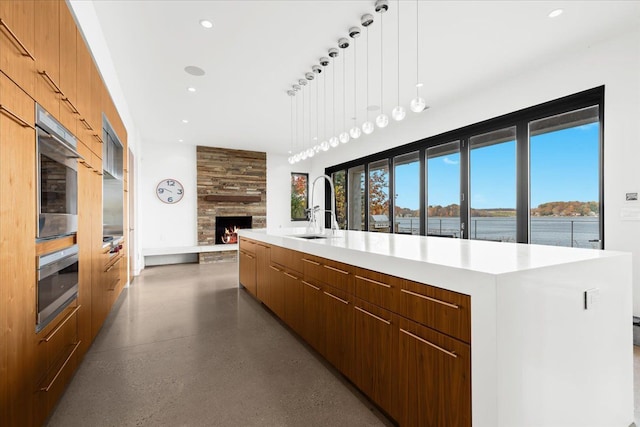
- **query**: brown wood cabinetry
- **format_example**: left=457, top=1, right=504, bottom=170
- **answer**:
left=239, top=249, right=257, bottom=296
left=322, top=285, right=354, bottom=380
left=353, top=298, right=396, bottom=419
left=88, top=60, right=102, bottom=153
left=398, top=316, right=471, bottom=427
left=0, top=0, right=36, bottom=97
left=240, top=236, right=472, bottom=426
left=57, top=1, right=77, bottom=134
left=34, top=0, right=60, bottom=117
left=255, top=242, right=269, bottom=299
left=0, top=72, right=37, bottom=427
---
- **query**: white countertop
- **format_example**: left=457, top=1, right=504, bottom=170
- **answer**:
left=239, top=227, right=625, bottom=276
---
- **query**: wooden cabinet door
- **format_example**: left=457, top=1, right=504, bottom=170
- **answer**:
left=0, top=0, right=36, bottom=97
left=255, top=243, right=269, bottom=300
left=353, top=299, right=396, bottom=418
left=34, top=0, right=60, bottom=117
left=322, top=286, right=354, bottom=379
left=57, top=1, right=77, bottom=134
left=301, top=278, right=324, bottom=355
left=90, top=159, right=104, bottom=340
left=0, top=72, right=37, bottom=427
left=239, top=250, right=257, bottom=296
left=283, top=270, right=303, bottom=336
left=76, top=141, right=93, bottom=359
left=89, top=60, right=102, bottom=154
left=398, top=317, right=471, bottom=427
left=267, top=264, right=285, bottom=319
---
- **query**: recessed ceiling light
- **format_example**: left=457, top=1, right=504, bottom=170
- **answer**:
left=416, top=82, right=424, bottom=88
left=182, top=119, right=189, bottom=123
left=187, top=87, right=196, bottom=92
left=548, top=9, right=563, bottom=18
left=200, top=19, right=213, bottom=29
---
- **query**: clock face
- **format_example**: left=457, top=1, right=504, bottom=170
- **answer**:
left=156, top=179, right=184, bottom=204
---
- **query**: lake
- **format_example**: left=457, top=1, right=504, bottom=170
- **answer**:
left=394, top=216, right=600, bottom=249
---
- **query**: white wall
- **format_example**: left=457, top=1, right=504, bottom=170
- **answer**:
left=308, top=28, right=640, bottom=316
left=139, top=141, right=198, bottom=254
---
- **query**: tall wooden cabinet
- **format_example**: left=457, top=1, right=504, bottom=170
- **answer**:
left=0, top=1, right=130, bottom=425
left=0, top=71, right=37, bottom=427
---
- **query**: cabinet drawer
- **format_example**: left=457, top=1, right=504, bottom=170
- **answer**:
left=0, top=0, right=36, bottom=98
left=36, top=339, right=80, bottom=420
left=353, top=267, right=400, bottom=311
left=239, top=237, right=256, bottom=254
left=399, top=280, right=470, bottom=344
left=271, top=245, right=302, bottom=273
left=303, top=255, right=353, bottom=293
left=35, top=305, right=79, bottom=385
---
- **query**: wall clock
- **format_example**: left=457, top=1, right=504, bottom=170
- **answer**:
left=156, top=178, right=184, bottom=204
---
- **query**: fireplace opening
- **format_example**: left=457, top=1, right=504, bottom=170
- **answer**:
left=215, top=216, right=252, bottom=245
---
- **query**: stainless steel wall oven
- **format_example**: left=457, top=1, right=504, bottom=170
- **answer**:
left=36, top=104, right=82, bottom=240
left=36, top=244, right=79, bottom=332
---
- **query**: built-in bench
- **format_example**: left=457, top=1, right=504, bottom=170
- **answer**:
left=143, top=244, right=238, bottom=266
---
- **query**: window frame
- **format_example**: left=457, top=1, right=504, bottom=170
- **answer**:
left=325, top=86, right=604, bottom=248
left=290, top=172, right=309, bottom=222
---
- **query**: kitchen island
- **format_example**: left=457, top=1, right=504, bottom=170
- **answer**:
left=238, top=228, right=633, bottom=427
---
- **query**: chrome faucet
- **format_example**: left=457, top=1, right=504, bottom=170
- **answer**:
left=307, top=174, right=339, bottom=235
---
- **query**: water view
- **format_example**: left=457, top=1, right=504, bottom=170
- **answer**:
left=395, top=216, right=600, bottom=249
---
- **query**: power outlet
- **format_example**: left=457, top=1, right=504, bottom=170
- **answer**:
left=584, top=288, right=600, bottom=310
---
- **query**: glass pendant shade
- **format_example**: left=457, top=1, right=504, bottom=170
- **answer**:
left=329, top=136, right=339, bottom=147
left=350, top=126, right=362, bottom=139
left=301, top=150, right=308, bottom=160
left=410, top=96, right=426, bottom=113
left=320, top=140, right=330, bottom=151
left=294, top=154, right=301, bottom=162
left=314, top=145, right=321, bottom=153
left=288, top=156, right=294, bottom=164
left=362, top=120, right=375, bottom=134
left=375, top=113, right=389, bottom=128
left=339, top=132, right=350, bottom=143
left=307, top=148, right=315, bottom=158
left=392, top=105, right=406, bottom=121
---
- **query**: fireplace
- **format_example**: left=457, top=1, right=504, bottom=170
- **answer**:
left=215, top=216, right=252, bottom=245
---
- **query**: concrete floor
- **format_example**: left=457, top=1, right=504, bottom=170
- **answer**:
left=47, top=263, right=393, bottom=427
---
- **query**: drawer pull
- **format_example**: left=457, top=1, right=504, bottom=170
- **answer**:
left=269, top=265, right=281, bottom=272
left=400, top=328, right=457, bottom=359
left=401, top=289, right=459, bottom=309
left=79, top=118, right=93, bottom=130
left=0, top=104, right=34, bottom=129
left=242, top=252, right=255, bottom=260
left=62, top=97, right=79, bottom=114
left=108, top=278, right=120, bottom=292
left=324, top=291, right=349, bottom=305
left=302, top=280, right=320, bottom=291
left=106, top=257, right=122, bottom=272
left=40, top=341, right=81, bottom=392
left=41, top=305, right=81, bottom=343
left=0, top=18, right=35, bottom=59
left=38, top=70, right=63, bottom=94
left=93, top=134, right=103, bottom=144
left=79, top=159, right=92, bottom=169
left=355, top=275, right=391, bottom=288
left=302, top=258, right=320, bottom=266
left=284, top=272, right=299, bottom=280
left=355, top=306, right=391, bottom=325
left=256, top=243, right=269, bottom=248
left=323, top=264, right=349, bottom=275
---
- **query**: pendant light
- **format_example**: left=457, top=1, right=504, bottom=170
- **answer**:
left=320, top=58, right=330, bottom=151
left=361, top=13, right=375, bottom=135
left=338, top=38, right=350, bottom=144
left=410, top=0, right=426, bottom=113
left=391, top=0, right=406, bottom=121
left=349, top=27, right=362, bottom=139
left=375, top=0, right=389, bottom=128
left=328, top=48, right=340, bottom=148
left=312, top=64, right=322, bottom=156
left=287, top=89, right=295, bottom=164
left=305, top=71, right=314, bottom=158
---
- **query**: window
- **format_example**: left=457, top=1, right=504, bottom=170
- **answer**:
left=529, top=106, right=601, bottom=248
left=332, top=170, right=347, bottom=230
left=325, top=87, right=603, bottom=248
left=427, top=142, right=460, bottom=237
left=348, top=165, right=365, bottom=230
left=368, top=160, right=390, bottom=233
left=290, top=172, right=308, bottom=221
left=469, top=127, right=517, bottom=242
left=394, top=152, right=420, bottom=235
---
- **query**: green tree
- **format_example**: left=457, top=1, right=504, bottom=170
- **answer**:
left=291, top=174, right=308, bottom=220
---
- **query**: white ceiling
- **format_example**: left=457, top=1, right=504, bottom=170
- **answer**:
left=90, top=0, right=640, bottom=155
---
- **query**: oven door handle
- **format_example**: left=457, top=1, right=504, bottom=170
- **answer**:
left=37, top=126, right=83, bottom=160
left=38, top=253, right=79, bottom=281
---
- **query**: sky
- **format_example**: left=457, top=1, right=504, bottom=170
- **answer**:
left=393, top=123, right=599, bottom=210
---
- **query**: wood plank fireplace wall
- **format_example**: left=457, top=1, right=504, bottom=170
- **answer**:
left=197, top=147, right=267, bottom=263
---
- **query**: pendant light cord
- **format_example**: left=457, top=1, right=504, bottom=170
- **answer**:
left=416, top=0, right=419, bottom=97
left=397, top=0, right=400, bottom=106
left=380, top=12, right=384, bottom=112
left=343, top=49, right=346, bottom=131
left=353, top=39, right=357, bottom=124
left=366, top=26, right=369, bottom=122
left=333, top=58, right=336, bottom=136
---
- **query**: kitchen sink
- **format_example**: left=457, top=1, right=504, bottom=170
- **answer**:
left=289, top=234, right=328, bottom=240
